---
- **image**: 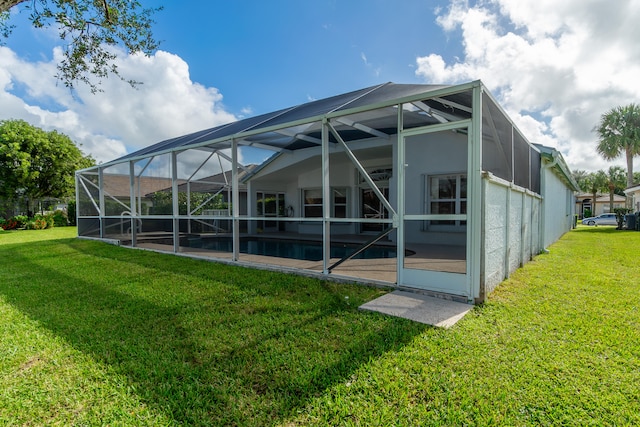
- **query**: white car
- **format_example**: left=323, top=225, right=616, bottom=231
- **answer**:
left=581, top=213, right=618, bottom=226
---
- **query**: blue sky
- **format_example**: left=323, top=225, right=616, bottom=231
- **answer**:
left=148, top=0, right=461, bottom=115
left=2, top=0, right=640, bottom=173
left=5, top=0, right=459, bottom=116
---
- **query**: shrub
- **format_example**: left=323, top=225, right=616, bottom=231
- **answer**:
left=46, top=213, right=55, bottom=228
left=13, top=215, right=28, bottom=226
left=24, top=214, right=55, bottom=230
left=1, top=219, right=17, bottom=230
left=25, top=218, right=48, bottom=230
left=39, top=213, right=54, bottom=229
left=1, top=215, right=28, bottom=230
left=53, top=210, right=68, bottom=227
left=67, top=200, right=77, bottom=226
left=2, top=219, right=17, bottom=230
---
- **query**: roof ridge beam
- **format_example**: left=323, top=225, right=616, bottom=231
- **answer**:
left=328, top=82, right=390, bottom=114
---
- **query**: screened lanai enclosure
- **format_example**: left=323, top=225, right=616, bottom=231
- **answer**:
left=76, top=81, right=577, bottom=303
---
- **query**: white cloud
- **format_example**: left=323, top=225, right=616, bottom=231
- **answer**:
left=0, top=46, right=236, bottom=164
left=360, top=51, right=381, bottom=77
left=416, top=0, right=640, bottom=173
left=361, top=52, right=369, bottom=66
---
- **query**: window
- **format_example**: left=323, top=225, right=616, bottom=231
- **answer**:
left=427, top=174, right=466, bottom=229
left=359, top=168, right=392, bottom=184
left=361, top=187, right=389, bottom=232
left=256, top=192, right=285, bottom=217
left=256, top=191, right=286, bottom=231
left=358, top=167, right=392, bottom=232
left=303, top=188, right=348, bottom=218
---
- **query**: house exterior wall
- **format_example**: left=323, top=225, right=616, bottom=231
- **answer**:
left=575, top=194, right=626, bottom=217
left=401, top=131, right=468, bottom=246
left=482, top=178, right=508, bottom=294
left=481, top=174, right=542, bottom=297
left=248, top=131, right=470, bottom=246
left=624, top=186, right=640, bottom=212
left=593, top=198, right=625, bottom=215
left=541, top=164, right=575, bottom=249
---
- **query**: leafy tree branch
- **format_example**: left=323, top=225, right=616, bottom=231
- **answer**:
left=0, top=0, right=162, bottom=93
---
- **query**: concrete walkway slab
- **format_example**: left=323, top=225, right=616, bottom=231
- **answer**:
left=359, top=290, right=473, bottom=328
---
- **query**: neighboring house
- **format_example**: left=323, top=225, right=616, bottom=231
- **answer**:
left=76, top=81, right=578, bottom=303
left=172, top=165, right=257, bottom=215
left=575, top=193, right=626, bottom=217
left=624, top=184, right=640, bottom=212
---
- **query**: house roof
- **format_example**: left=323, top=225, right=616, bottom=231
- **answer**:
left=173, top=164, right=256, bottom=194
left=595, top=194, right=626, bottom=203
left=102, top=174, right=179, bottom=198
left=534, top=144, right=580, bottom=192
left=99, top=82, right=476, bottom=168
left=624, top=184, right=640, bottom=194
left=576, top=193, right=626, bottom=202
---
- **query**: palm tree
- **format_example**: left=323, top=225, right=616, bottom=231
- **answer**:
left=595, top=103, right=640, bottom=188
left=583, top=171, right=607, bottom=217
left=571, top=169, right=591, bottom=192
left=605, top=166, right=627, bottom=212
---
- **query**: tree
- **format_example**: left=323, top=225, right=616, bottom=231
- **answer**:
left=571, top=169, right=591, bottom=192
left=0, top=119, right=94, bottom=217
left=0, top=0, right=161, bottom=93
left=583, top=170, right=607, bottom=217
left=604, top=166, right=627, bottom=212
left=595, top=103, right=640, bottom=189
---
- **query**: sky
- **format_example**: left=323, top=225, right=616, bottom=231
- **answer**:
left=1, top=0, right=640, bottom=174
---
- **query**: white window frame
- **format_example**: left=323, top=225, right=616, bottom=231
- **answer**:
left=302, top=187, right=348, bottom=218
left=425, top=173, right=467, bottom=231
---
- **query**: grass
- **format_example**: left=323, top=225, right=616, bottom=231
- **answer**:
left=1, top=226, right=639, bottom=425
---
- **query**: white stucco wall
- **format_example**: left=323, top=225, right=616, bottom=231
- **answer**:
left=541, top=164, right=575, bottom=249
left=508, top=190, right=523, bottom=274
left=482, top=174, right=542, bottom=297
left=482, top=179, right=508, bottom=293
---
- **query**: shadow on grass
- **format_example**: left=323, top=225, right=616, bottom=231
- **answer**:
left=1, top=237, right=426, bottom=425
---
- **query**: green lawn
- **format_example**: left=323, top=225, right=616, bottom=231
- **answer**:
left=1, top=226, right=639, bottom=426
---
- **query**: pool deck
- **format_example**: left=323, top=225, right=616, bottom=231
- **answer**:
left=113, top=230, right=466, bottom=287
left=134, top=243, right=464, bottom=285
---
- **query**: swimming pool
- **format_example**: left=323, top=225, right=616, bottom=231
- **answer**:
left=187, top=236, right=398, bottom=262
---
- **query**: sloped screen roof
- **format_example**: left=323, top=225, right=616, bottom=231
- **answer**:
left=112, top=82, right=458, bottom=164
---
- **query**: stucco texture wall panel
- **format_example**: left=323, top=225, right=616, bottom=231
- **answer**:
left=482, top=180, right=508, bottom=295
left=522, top=195, right=532, bottom=262
left=543, top=167, right=574, bottom=248
left=531, top=197, right=541, bottom=255
left=508, top=191, right=523, bottom=274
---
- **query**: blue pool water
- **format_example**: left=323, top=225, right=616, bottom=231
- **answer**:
left=188, top=237, right=397, bottom=262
